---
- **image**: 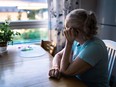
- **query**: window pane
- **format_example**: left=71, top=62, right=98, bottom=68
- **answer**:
left=9, top=28, right=48, bottom=45
left=0, top=0, right=48, bottom=22
left=0, top=0, right=49, bottom=45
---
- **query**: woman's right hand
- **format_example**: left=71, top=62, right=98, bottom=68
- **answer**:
left=64, top=28, right=75, bottom=45
left=49, top=66, right=61, bottom=79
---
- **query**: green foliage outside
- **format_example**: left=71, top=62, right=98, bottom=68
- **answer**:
left=21, top=30, right=40, bottom=39
left=27, top=10, right=37, bottom=20
left=12, top=28, right=48, bottom=44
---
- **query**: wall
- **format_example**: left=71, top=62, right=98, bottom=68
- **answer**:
left=79, top=0, right=116, bottom=42
left=80, top=0, right=97, bottom=13
left=96, top=0, right=116, bottom=41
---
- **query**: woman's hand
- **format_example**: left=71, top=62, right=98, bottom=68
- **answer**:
left=49, top=66, right=61, bottom=79
left=64, top=28, right=75, bottom=44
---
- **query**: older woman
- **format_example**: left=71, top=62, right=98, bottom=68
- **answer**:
left=49, top=9, right=109, bottom=87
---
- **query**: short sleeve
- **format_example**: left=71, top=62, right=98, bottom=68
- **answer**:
left=72, top=41, right=79, bottom=51
left=78, top=44, right=103, bottom=66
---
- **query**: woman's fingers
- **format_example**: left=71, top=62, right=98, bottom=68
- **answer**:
left=71, top=28, right=76, bottom=38
left=49, top=69, right=57, bottom=77
left=57, top=71, right=61, bottom=79
left=54, top=69, right=58, bottom=77
left=64, top=30, right=70, bottom=40
left=64, top=28, right=75, bottom=43
left=49, top=69, right=52, bottom=76
left=49, top=69, right=61, bottom=79
left=51, top=69, right=55, bottom=77
left=49, top=69, right=55, bottom=77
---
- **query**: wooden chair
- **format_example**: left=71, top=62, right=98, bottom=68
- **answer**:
left=41, top=40, right=56, bottom=56
left=103, top=40, right=116, bottom=87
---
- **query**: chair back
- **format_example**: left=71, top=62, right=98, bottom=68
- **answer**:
left=103, top=40, right=116, bottom=81
left=41, top=40, right=56, bottom=56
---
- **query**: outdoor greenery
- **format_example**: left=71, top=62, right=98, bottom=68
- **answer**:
left=27, top=10, right=36, bottom=20
left=0, top=21, right=20, bottom=43
left=21, top=30, right=40, bottom=39
left=12, top=28, right=48, bottom=44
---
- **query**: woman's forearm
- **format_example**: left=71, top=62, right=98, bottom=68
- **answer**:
left=52, top=54, right=62, bottom=69
left=60, top=42, right=73, bottom=73
left=52, top=49, right=64, bottom=69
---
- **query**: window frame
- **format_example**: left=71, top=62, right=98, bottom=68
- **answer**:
left=0, top=20, right=48, bottom=29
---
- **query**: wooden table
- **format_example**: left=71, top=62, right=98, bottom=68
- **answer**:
left=0, top=44, right=87, bottom=87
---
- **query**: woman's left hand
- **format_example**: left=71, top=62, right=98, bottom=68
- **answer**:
left=49, top=68, right=61, bottom=79
left=64, top=28, right=75, bottom=44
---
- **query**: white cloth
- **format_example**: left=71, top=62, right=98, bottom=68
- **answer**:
left=19, top=45, right=46, bottom=58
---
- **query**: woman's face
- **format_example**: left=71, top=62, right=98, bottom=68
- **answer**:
left=64, top=18, right=79, bottom=38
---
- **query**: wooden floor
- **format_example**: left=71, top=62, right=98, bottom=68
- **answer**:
left=0, top=45, right=87, bottom=87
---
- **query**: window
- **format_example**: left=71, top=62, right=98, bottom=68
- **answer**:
left=11, top=28, right=48, bottom=45
left=0, top=0, right=48, bottom=44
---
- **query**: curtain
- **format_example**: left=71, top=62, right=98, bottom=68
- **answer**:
left=47, top=0, right=80, bottom=52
